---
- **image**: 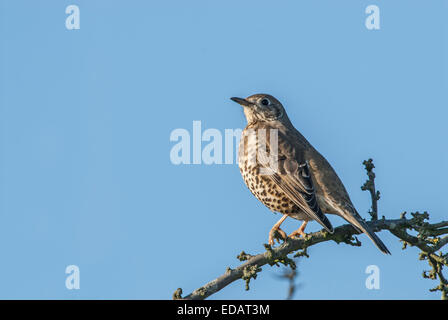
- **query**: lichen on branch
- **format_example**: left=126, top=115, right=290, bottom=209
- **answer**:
left=174, top=160, right=448, bottom=300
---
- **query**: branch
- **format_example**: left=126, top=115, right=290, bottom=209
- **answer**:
left=361, top=158, right=380, bottom=221
left=174, top=160, right=448, bottom=300
left=177, top=216, right=447, bottom=300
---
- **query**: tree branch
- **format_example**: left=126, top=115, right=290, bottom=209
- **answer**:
left=177, top=216, right=447, bottom=300
left=361, top=158, right=380, bottom=221
left=174, top=160, right=448, bottom=300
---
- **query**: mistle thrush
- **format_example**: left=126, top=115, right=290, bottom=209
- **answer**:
left=231, top=94, right=390, bottom=254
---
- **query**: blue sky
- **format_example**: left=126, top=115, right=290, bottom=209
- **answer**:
left=0, top=0, right=447, bottom=299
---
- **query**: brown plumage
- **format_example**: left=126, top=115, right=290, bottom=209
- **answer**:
left=231, top=94, right=390, bottom=254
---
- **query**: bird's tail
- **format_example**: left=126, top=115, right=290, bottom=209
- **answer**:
left=345, top=214, right=391, bottom=255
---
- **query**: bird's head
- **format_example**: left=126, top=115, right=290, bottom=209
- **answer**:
left=230, top=94, right=287, bottom=124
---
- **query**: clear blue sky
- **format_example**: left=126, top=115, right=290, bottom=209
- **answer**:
left=1, top=0, right=447, bottom=299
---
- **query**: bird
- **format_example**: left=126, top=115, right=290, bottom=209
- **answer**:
left=231, top=94, right=390, bottom=254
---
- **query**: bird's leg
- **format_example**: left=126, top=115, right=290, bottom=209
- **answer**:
left=289, top=221, right=308, bottom=239
left=268, top=214, right=288, bottom=246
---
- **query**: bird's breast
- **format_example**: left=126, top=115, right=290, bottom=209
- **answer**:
left=238, top=129, right=307, bottom=220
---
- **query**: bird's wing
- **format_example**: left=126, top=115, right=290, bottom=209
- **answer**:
left=257, top=137, right=333, bottom=233
left=305, top=148, right=390, bottom=254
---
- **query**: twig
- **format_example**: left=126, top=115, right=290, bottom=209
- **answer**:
left=279, top=267, right=298, bottom=300
left=361, top=158, right=380, bottom=221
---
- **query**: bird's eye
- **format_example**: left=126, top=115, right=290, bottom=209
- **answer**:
left=261, top=98, right=270, bottom=106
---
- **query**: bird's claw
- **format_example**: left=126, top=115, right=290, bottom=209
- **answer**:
left=268, top=227, right=288, bottom=246
left=289, top=230, right=307, bottom=239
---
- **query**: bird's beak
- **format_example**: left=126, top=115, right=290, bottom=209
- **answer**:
left=230, top=97, right=254, bottom=108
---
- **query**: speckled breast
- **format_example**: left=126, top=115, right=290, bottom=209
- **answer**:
left=238, top=129, right=307, bottom=220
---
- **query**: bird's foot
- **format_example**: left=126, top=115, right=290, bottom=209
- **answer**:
left=289, top=229, right=308, bottom=239
left=268, top=227, right=287, bottom=246
left=289, top=221, right=308, bottom=239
